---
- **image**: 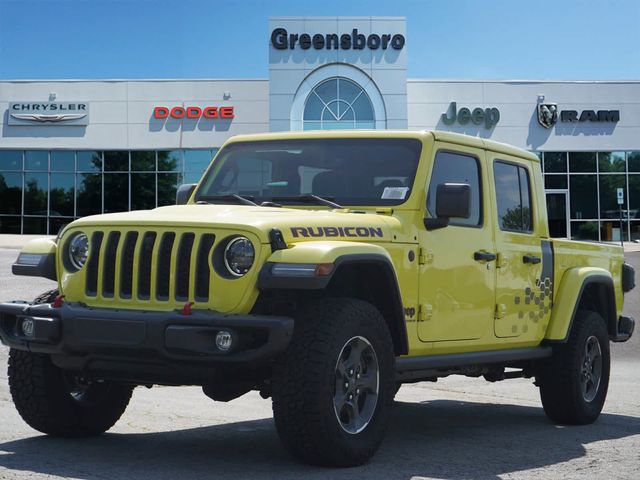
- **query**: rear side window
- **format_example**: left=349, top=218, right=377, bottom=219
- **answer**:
left=427, top=151, right=482, bottom=227
left=493, top=161, right=533, bottom=233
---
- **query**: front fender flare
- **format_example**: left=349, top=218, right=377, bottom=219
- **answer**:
left=12, top=237, right=57, bottom=281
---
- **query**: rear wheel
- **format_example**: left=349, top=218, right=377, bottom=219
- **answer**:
left=537, top=310, right=610, bottom=425
left=7, top=289, right=134, bottom=437
left=272, top=298, right=395, bottom=467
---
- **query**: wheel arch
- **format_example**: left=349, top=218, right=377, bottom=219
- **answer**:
left=257, top=248, right=408, bottom=356
left=545, top=267, right=617, bottom=342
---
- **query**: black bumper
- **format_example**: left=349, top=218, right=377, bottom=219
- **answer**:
left=612, top=315, right=635, bottom=342
left=0, top=301, right=293, bottom=377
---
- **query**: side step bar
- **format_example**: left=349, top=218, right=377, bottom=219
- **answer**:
left=396, top=347, right=552, bottom=380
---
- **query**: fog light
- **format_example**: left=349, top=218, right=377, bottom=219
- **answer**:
left=215, top=330, right=233, bottom=351
left=21, top=319, right=34, bottom=337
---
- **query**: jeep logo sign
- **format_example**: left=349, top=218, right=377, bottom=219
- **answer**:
left=271, top=28, right=405, bottom=50
left=441, top=102, right=500, bottom=129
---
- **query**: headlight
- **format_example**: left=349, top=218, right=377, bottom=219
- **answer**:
left=68, top=233, right=89, bottom=270
left=223, top=237, right=254, bottom=277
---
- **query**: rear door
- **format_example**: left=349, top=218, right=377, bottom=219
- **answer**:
left=489, top=154, right=552, bottom=341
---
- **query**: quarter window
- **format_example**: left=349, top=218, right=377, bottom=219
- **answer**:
left=427, top=151, right=482, bottom=227
left=494, top=161, right=533, bottom=233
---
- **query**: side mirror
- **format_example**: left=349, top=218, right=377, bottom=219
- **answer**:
left=176, top=184, right=197, bottom=205
left=424, top=183, right=471, bottom=231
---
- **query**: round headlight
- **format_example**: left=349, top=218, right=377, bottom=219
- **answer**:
left=223, top=237, right=255, bottom=277
left=68, top=233, right=90, bottom=270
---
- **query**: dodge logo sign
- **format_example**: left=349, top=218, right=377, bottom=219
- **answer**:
left=8, top=102, right=89, bottom=126
left=153, top=106, right=234, bottom=120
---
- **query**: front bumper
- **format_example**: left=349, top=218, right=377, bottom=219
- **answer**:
left=0, top=301, right=293, bottom=381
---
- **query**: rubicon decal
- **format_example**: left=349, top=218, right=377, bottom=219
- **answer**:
left=290, top=227, right=384, bottom=238
left=154, top=106, right=235, bottom=120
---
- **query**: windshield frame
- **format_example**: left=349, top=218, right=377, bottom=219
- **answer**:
left=193, top=137, right=423, bottom=208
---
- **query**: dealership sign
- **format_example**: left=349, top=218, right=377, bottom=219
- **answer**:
left=153, top=106, right=234, bottom=120
left=537, top=103, right=620, bottom=129
left=441, top=102, right=500, bottom=129
left=8, top=102, right=89, bottom=126
left=271, top=28, right=405, bottom=50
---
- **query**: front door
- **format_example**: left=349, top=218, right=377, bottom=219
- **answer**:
left=546, top=191, right=569, bottom=238
left=418, top=145, right=496, bottom=343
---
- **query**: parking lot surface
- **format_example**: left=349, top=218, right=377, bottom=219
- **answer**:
left=0, top=248, right=637, bottom=479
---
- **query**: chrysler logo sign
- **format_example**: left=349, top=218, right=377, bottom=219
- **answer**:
left=8, top=102, right=89, bottom=126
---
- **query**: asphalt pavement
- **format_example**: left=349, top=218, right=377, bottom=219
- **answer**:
left=0, top=248, right=637, bottom=479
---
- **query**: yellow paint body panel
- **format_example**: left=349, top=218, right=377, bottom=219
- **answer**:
left=16, top=130, right=626, bottom=358
left=21, top=237, right=57, bottom=255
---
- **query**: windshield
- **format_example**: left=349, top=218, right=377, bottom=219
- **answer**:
left=195, top=138, right=422, bottom=206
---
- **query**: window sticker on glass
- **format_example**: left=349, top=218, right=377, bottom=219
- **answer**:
left=381, top=186, right=409, bottom=200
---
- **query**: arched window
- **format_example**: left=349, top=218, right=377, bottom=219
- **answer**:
left=303, top=77, right=375, bottom=130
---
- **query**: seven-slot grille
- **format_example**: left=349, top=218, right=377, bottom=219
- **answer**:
left=85, top=230, right=216, bottom=302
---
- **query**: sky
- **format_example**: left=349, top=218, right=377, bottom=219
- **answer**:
left=0, top=0, right=638, bottom=81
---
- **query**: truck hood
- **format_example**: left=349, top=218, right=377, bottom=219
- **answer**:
left=69, top=204, right=401, bottom=243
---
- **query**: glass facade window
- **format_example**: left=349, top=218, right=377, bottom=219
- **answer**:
left=544, top=175, right=567, bottom=189
left=76, top=173, right=102, bottom=217
left=569, top=175, right=598, bottom=219
left=303, top=77, right=375, bottom=130
left=628, top=152, right=640, bottom=172
left=598, top=152, right=626, bottom=172
left=0, top=151, right=22, bottom=170
left=51, top=151, right=75, bottom=172
left=104, top=151, right=129, bottom=172
left=569, top=152, right=596, bottom=172
left=0, top=172, right=22, bottom=215
left=77, top=151, right=102, bottom=172
left=25, top=151, right=48, bottom=171
left=131, top=151, right=156, bottom=171
left=543, top=152, right=567, bottom=173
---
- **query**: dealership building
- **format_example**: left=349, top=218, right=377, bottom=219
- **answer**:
left=1, top=16, right=639, bottom=242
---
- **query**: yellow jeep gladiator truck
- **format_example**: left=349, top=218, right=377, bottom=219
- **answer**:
left=1, top=130, right=635, bottom=467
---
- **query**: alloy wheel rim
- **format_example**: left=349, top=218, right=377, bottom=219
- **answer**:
left=333, top=336, right=379, bottom=434
left=580, top=335, right=603, bottom=402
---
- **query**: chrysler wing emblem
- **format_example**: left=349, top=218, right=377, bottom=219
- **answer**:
left=537, top=103, right=558, bottom=129
left=10, top=113, right=87, bottom=123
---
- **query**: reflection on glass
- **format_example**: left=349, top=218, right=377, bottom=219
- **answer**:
left=184, top=150, right=213, bottom=173
left=50, top=173, right=75, bottom=216
left=131, top=151, right=156, bottom=171
left=104, top=151, right=129, bottom=172
left=598, top=152, right=626, bottom=173
left=570, top=175, right=597, bottom=219
left=24, top=173, right=48, bottom=215
left=157, top=173, right=182, bottom=206
left=629, top=176, right=640, bottom=219
left=569, top=152, right=596, bottom=172
left=631, top=221, right=640, bottom=241
left=0, top=151, right=22, bottom=170
left=544, top=175, right=567, bottom=189
left=23, top=217, right=47, bottom=234
left=599, top=175, right=626, bottom=219
left=571, top=221, right=599, bottom=241
left=0, top=216, right=21, bottom=233
left=49, top=217, right=72, bottom=236
left=628, top=152, right=640, bottom=172
left=51, top=151, right=75, bottom=171
left=25, top=151, right=48, bottom=171
left=77, top=151, right=102, bottom=172
left=600, top=221, right=628, bottom=242
left=158, top=151, right=182, bottom=172
left=543, top=152, right=567, bottom=173
left=104, top=174, right=129, bottom=212
left=76, top=173, right=102, bottom=216
left=303, top=77, right=374, bottom=130
left=131, top=173, right=156, bottom=210
left=0, top=172, right=22, bottom=214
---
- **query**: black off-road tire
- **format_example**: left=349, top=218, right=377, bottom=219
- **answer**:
left=7, top=289, right=134, bottom=437
left=537, top=310, right=610, bottom=425
left=272, top=297, right=395, bottom=467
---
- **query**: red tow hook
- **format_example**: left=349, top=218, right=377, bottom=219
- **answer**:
left=53, top=295, right=65, bottom=308
left=182, top=301, right=195, bottom=316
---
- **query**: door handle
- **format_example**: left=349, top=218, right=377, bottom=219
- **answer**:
left=474, top=251, right=497, bottom=262
left=523, top=254, right=541, bottom=264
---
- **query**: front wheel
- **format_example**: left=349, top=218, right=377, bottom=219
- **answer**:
left=272, top=298, right=395, bottom=467
left=8, top=349, right=133, bottom=437
left=537, top=310, right=610, bottom=425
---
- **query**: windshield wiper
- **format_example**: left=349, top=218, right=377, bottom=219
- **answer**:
left=197, top=194, right=257, bottom=206
left=272, top=194, right=342, bottom=209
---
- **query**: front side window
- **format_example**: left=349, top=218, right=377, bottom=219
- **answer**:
left=494, top=161, right=533, bottom=233
left=196, top=138, right=422, bottom=207
left=426, top=151, right=482, bottom=227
